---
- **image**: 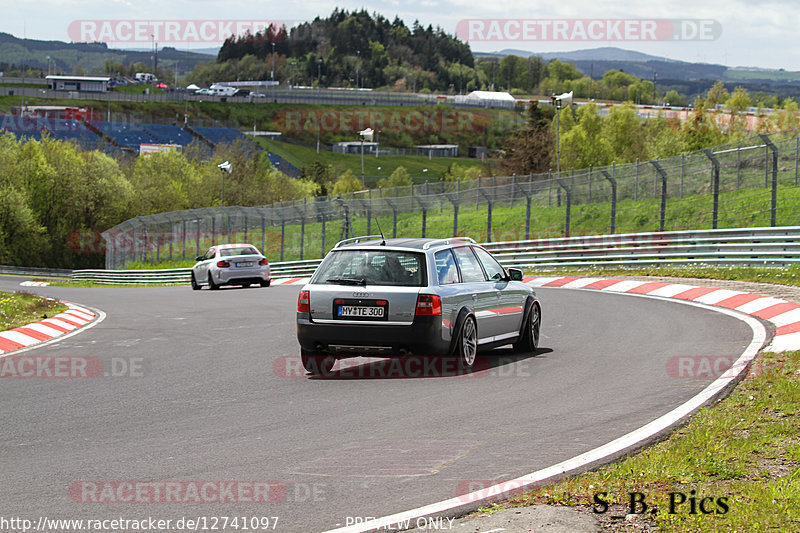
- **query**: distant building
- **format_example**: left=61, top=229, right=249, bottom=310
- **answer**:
left=417, top=144, right=459, bottom=158
left=452, top=90, right=516, bottom=109
left=46, top=75, right=111, bottom=93
left=332, top=141, right=379, bottom=155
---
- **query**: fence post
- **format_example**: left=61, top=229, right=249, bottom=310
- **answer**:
left=320, top=211, right=326, bottom=258
left=478, top=188, right=494, bottom=242
left=702, top=149, right=720, bottom=229
left=359, top=198, right=372, bottom=235
left=444, top=193, right=459, bottom=237
left=795, top=136, right=799, bottom=186
left=654, top=158, right=658, bottom=198
left=280, top=216, right=285, bottom=262
left=510, top=175, right=516, bottom=208
left=294, top=207, right=305, bottom=261
left=650, top=160, right=668, bottom=231
left=588, top=165, right=592, bottom=203
left=516, top=183, right=533, bottom=240
left=599, top=170, right=617, bottom=234
left=556, top=177, right=571, bottom=237
left=385, top=198, right=399, bottom=237
left=414, top=195, right=428, bottom=237
left=736, top=144, right=742, bottom=189
left=680, top=153, right=685, bottom=198
left=765, top=144, right=769, bottom=188
left=634, top=158, right=639, bottom=201
left=260, top=210, right=266, bottom=254
left=760, top=134, right=779, bottom=227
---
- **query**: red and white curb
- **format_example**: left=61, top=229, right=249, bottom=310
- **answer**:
left=20, top=281, right=50, bottom=287
left=524, top=276, right=800, bottom=352
left=0, top=303, right=97, bottom=355
left=270, top=277, right=311, bottom=286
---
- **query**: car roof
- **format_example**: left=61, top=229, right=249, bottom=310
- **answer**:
left=335, top=236, right=476, bottom=251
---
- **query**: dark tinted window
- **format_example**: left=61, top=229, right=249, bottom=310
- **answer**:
left=314, top=250, right=426, bottom=286
left=452, top=246, right=486, bottom=283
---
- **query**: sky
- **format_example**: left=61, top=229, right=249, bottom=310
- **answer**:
left=1, top=0, right=799, bottom=71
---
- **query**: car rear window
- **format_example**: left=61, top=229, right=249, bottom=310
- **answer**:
left=220, top=246, right=260, bottom=256
left=313, top=250, right=426, bottom=287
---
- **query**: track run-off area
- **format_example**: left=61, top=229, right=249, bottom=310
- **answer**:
left=0, top=275, right=764, bottom=532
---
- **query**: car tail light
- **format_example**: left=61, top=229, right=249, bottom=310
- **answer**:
left=258, top=258, right=269, bottom=266
left=216, top=260, right=230, bottom=268
left=297, top=290, right=310, bottom=313
left=415, top=294, right=441, bottom=316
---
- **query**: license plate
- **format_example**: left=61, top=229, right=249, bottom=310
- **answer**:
left=236, top=261, right=254, bottom=268
left=338, top=305, right=385, bottom=318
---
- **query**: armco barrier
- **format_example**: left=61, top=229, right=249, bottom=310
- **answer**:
left=4, top=226, right=800, bottom=285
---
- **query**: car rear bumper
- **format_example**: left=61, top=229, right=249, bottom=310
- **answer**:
left=296, top=314, right=451, bottom=356
left=217, top=269, right=270, bottom=284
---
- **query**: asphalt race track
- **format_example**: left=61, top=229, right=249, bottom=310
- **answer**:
left=0, top=276, right=756, bottom=532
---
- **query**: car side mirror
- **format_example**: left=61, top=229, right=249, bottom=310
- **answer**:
left=195, top=256, right=204, bottom=261
left=508, top=268, right=523, bottom=281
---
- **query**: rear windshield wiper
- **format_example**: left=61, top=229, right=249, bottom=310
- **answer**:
left=325, top=277, right=367, bottom=286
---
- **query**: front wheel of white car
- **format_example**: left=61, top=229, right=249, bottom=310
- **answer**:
left=191, top=273, right=200, bottom=290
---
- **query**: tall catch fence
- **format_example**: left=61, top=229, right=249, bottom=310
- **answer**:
left=102, top=132, right=800, bottom=269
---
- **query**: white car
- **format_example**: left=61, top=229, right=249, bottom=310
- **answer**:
left=191, top=244, right=271, bottom=290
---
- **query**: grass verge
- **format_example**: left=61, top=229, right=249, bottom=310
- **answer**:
left=0, top=291, right=67, bottom=332
left=482, top=349, right=800, bottom=532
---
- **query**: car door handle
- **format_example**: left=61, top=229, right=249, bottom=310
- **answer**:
left=471, top=294, right=478, bottom=300
left=496, top=291, right=502, bottom=298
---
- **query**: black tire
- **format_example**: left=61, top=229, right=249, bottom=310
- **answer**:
left=191, top=273, right=200, bottom=290
left=301, top=348, right=336, bottom=376
left=514, top=301, right=541, bottom=353
left=456, top=315, right=477, bottom=369
left=260, top=279, right=271, bottom=287
left=208, top=273, right=219, bottom=290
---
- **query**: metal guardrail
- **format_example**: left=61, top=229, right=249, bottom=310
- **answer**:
left=71, top=268, right=192, bottom=285
left=3, top=227, right=799, bottom=284
left=482, top=226, right=800, bottom=268
left=0, top=265, right=73, bottom=278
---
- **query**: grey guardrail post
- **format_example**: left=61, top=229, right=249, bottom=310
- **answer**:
left=413, top=194, right=429, bottom=237
left=650, top=160, right=668, bottom=232
left=477, top=187, right=494, bottom=242
left=759, top=134, right=779, bottom=227
left=599, top=169, right=617, bottom=234
left=703, top=149, right=721, bottom=229
left=556, top=177, right=571, bottom=238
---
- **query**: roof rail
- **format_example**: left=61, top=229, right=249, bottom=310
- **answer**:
left=422, top=237, right=476, bottom=250
left=334, top=235, right=385, bottom=248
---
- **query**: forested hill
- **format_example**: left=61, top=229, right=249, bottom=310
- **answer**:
left=215, top=9, right=474, bottom=91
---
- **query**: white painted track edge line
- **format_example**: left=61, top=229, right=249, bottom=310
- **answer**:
left=321, top=292, right=767, bottom=533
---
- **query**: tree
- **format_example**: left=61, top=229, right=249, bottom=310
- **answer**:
left=331, top=169, right=362, bottom=194
left=378, top=166, right=412, bottom=188
left=726, top=86, right=751, bottom=133
left=498, top=101, right=554, bottom=175
left=705, top=81, right=729, bottom=108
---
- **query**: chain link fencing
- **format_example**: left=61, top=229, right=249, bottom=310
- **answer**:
left=100, top=131, right=800, bottom=269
